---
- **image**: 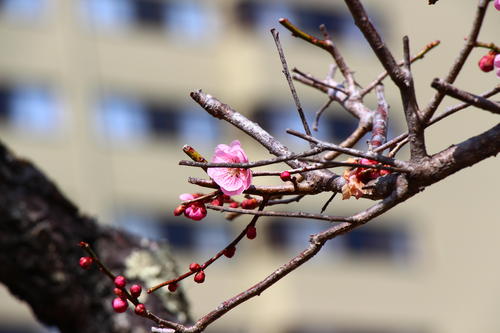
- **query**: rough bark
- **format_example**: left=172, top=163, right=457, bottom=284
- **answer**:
left=0, top=141, right=191, bottom=333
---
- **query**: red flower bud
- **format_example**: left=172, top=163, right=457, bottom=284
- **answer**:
left=241, top=198, right=258, bottom=209
left=79, top=256, right=93, bottom=270
left=168, top=282, right=178, bottom=292
left=174, top=205, right=186, bottom=216
left=223, top=246, right=236, bottom=258
left=280, top=171, right=291, bottom=182
left=112, top=297, right=128, bottom=313
left=129, top=284, right=142, bottom=298
left=478, top=52, right=496, bottom=72
left=229, top=201, right=239, bottom=208
left=134, top=303, right=147, bottom=316
left=211, top=197, right=223, bottom=206
left=114, top=275, right=127, bottom=289
left=113, top=287, right=126, bottom=299
left=189, top=262, right=201, bottom=272
left=246, top=226, right=257, bottom=240
left=194, top=271, right=206, bottom=283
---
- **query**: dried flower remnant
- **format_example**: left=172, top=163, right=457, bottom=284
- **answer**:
left=341, top=158, right=392, bottom=200
left=207, top=140, right=252, bottom=196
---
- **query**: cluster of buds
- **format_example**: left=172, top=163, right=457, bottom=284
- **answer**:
left=478, top=51, right=500, bottom=78
left=174, top=193, right=208, bottom=221
left=342, top=158, right=392, bottom=200
left=79, top=254, right=147, bottom=316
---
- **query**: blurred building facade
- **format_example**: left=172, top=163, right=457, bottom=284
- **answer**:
left=0, top=1, right=498, bottom=333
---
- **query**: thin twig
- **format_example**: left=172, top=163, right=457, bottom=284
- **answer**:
left=320, top=193, right=337, bottom=214
left=286, top=129, right=409, bottom=169
left=279, top=18, right=354, bottom=85
left=370, top=84, right=389, bottom=150
left=271, top=28, right=313, bottom=145
left=313, top=98, right=334, bottom=131
left=179, top=146, right=325, bottom=169
left=360, top=40, right=440, bottom=97
left=190, top=90, right=311, bottom=170
left=148, top=197, right=270, bottom=294
left=422, top=0, right=490, bottom=122
left=207, top=204, right=350, bottom=223
left=374, top=85, right=500, bottom=153
left=474, top=41, right=500, bottom=53
left=252, top=161, right=404, bottom=177
left=431, top=79, right=500, bottom=114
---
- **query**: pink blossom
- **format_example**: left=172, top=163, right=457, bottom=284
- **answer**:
left=495, top=0, right=500, bottom=11
left=495, top=54, right=500, bottom=78
left=207, top=140, right=252, bottom=196
left=179, top=193, right=207, bottom=221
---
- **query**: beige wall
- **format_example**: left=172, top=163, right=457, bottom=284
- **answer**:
left=0, top=1, right=498, bottom=332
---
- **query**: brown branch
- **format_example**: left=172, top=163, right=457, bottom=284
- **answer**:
left=360, top=40, right=441, bottom=97
left=431, top=79, right=500, bottom=114
left=179, top=146, right=325, bottom=169
left=422, top=0, right=490, bottom=122
left=410, top=123, right=500, bottom=187
left=271, top=28, right=313, bottom=143
left=474, top=41, right=500, bottom=53
left=279, top=18, right=354, bottom=86
left=374, top=85, right=500, bottom=153
left=190, top=90, right=311, bottom=171
left=344, top=0, right=406, bottom=89
left=401, top=35, right=427, bottom=160
left=286, top=129, right=409, bottom=169
left=313, top=98, right=334, bottom=131
left=207, top=204, right=350, bottom=223
left=370, top=84, right=389, bottom=150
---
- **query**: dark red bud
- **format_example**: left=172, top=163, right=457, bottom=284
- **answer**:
left=241, top=198, right=258, bottom=209
left=189, top=262, right=201, bottom=272
left=223, top=246, right=236, bottom=258
left=280, top=171, right=291, bottom=182
left=194, top=271, right=206, bottom=283
left=246, top=226, right=257, bottom=240
left=168, top=282, right=178, bottom=292
left=112, top=297, right=128, bottom=313
left=129, top=284, right=142, bottom=298
left=79, top=256, right=93, bottom=270
left=478, top=52, right=496, bottom=72
left=114, top=275, right=127, bottom=288
left=134, top=303, right=147, bottom=316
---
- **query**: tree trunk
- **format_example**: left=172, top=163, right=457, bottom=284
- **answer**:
left=0, top=141, right=191, bottom=333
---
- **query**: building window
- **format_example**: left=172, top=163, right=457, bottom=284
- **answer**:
left=95, top=93, right=219, bottom=146
left=0, top=0, right=45, bottom=21
left=266, top=218, right=411, bottom=262
left=0, top=83, right=62, bottom=136
left=163, top=1, right=219, bottom=41
left=94, top=94, right=149, bottom=143
left=115, top=210, right=232, bottom=254
left=81, top=0, right=134, bottom=31
left=235, top=1, right=357, bottom=40
left=133, top=0, right=164, bottom=29
left=343, top=226, right=411, bottom=260
left=81, top=0, right=218, bottom=40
